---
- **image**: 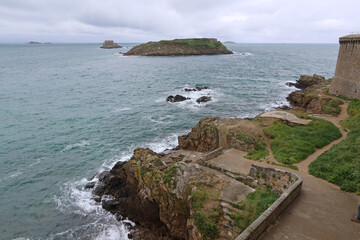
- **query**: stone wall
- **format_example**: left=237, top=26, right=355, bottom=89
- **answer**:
left=236, top=164, right=303, bottom=240
left=248, top=164, right=298, bottom=194
left=202, top=147, right=224, bottom=161
left=330, top=34, right=360, bottom=99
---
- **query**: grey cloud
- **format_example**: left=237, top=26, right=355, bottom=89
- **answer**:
left=0, top=0, right=359, bottom=43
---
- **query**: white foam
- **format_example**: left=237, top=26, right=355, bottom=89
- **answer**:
left=53, top=128, right=190, bottom=239
left=113, top=107, right=131, bottom=113
left=231, top=51, right=253, bottom=56
left=0, top=171, right=23, bottom=182
left=53, top=177, right=131, bottom=240
left=142, top=114, right=173, bottom=125
left=63, top=140, right=90, bottom=151
left=144, top=132, right=181, bottom=153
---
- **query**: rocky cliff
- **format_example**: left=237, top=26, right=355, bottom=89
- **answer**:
left=286, top=74, right=344, bottom=115
left=177, top=117, right=264, bottom=152
left=124, top=38, right=232, bottom=56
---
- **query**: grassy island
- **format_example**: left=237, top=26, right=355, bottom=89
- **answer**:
left=124, top=38, right=233, bottom=56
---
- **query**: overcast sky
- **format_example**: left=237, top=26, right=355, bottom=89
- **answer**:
left=0, top=0, right=359, bottom=43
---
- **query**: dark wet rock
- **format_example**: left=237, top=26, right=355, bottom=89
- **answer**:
left=277, top=105, right=291, bottom=110
left=101, top=195, right=122, bottom=212
left=92, top=182, right=106, bottom=196
left=184, top=86, right=210, bottom=92
left=196, top=96, right=212, bottom=103
left=286, top=74, right=326, bottom=89
left=84, top=182, right=96, bottom=189
left=195, top=86, right=210, bottom=91
left=98, top=171, right=111, bottom=182
left=92, top=195, right=101, bottom=203
left=184, top=88, right=196, bottom=92
left=166, top=95, right=189, bottom=102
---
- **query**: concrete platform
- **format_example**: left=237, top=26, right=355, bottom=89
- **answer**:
left=208, top=148, right=253, bottom=176
left=260, top=111, right=311, bottom=125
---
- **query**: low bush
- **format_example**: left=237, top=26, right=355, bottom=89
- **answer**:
left=231, top=188, right=279, bottom=231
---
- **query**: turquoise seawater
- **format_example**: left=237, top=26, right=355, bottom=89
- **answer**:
left=0, top=43, right=338, bottom=239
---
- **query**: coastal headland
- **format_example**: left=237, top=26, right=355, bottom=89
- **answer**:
left=124, top=38, right=233, bottom=56
left=87, top=73, right=360, bottom=239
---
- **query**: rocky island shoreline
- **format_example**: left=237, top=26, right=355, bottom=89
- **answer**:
left=83, top=72, right=360, bottom=240
left=124, top=38, right=233, bottom=56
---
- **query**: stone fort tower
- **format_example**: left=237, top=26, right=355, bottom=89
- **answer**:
left=329, top=34, right=360, bottom=99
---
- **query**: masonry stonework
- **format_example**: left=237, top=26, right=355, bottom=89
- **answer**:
left=329, top=34, right=360, bottom=99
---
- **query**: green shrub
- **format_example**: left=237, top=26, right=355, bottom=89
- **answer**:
left=264, top=118, right=341, bottom=164
left=322, top=99, right=344, bottom=116
left=245, top=140, right=270, bottom=160
left=231, top=188, right=279, bottom=231
left=193, top=212, right=219, bottom=239
left=190, top=186, right=221, bottom=239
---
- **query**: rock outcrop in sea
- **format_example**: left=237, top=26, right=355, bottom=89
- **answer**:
left=124, top=38, right=233, bottom=56
left=100, top=40, right=122, bottom=49
left=286, top=74, right=345, bottom=115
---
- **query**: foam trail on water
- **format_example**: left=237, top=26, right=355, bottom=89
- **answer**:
left=63, top=140, right=90, bottom=151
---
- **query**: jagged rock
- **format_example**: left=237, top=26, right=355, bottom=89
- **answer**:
left=177, top=117, right=263, bottom=152
left=92, top=148, right=191, bottom=239
left=166, top=95, right=189, bottom=102
left=286, top=74, right=326, bottom=89
left=84, top=182, right=96, bottom=189
left=177, top=117, right=220, bottom=152
left=286, top=74, right=344, bottom=114
left=277, top=105, right=291, bottom=110
left=184, top=87, right=210, bottom=92
left=196, top=96, right=212, bottom=103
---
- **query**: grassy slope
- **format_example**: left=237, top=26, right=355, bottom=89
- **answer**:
left=230, top=188, right=279, bottom=232
left=264, top=118, right=341, bottom=164
left=309, top=99, right=360, bottom=194
left=190, top=184, right=222, bottom=240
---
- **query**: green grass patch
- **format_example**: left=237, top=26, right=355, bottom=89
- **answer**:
left=322, top=99, right=344, bottom=116
left=340, top=99, right=360, bottom=131
left=190, top=185, right=221, bottom=239
left=310, top=99, right=360, bottom=194
left=245, top=140, right=270, bottom=160
left=264, top=118, right=341, bottom=164
left=237, top=132, right=255, bottom=144
left=230, top=188, right=279, bottom=232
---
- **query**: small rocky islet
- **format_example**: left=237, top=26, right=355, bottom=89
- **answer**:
left=166, top=86, right=212, bottom=104
left=124, top=38, right=232, bottom=56
left=100, top=40, right=122, bottom=49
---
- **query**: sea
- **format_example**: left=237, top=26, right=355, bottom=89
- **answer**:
left=0, top=43, right=338, bottom=239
